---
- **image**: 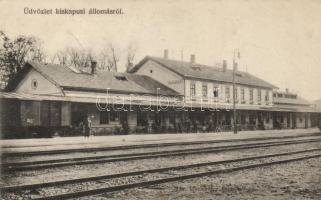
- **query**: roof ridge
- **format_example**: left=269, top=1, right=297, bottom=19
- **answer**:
left=148, top=56, right=248, bottom=73
left=143, top=56, right=277, bottom=89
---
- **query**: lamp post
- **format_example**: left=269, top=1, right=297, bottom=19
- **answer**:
left=233, top=49, right=238, bottom=134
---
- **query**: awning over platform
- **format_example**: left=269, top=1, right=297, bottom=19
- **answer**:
left=1, top=92, right=321, bottom=113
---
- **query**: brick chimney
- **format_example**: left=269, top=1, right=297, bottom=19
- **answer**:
left=222, top=60, right=227, bottom=72
left=190, top=54, right=195, bottom=64
left=91, top=61, right=97, bottom=75
left=164, top=49, right=168, bottom=59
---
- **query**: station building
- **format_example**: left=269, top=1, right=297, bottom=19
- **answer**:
left=1, top=52, right=320, bottom=138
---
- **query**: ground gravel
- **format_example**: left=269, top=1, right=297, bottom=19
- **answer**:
left=2, top=141, right=321, bottom=187
left=98, top=157, right=321, bottom=200
left=2, top=144, right=321, bottom=199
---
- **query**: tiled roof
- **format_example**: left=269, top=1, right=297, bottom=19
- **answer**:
left=131, top=56, right=278, bottom=89
left=7, top=61, right=180, bottom=96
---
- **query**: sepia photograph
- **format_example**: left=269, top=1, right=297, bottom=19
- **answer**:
left=1, top=0, right=321, bottom=199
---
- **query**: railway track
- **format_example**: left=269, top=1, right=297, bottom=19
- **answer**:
left=3, top=137, right=321, bottom=172
left=3, top=132, right=320, bottom=157
left=1, top=148, right=321, bottom=200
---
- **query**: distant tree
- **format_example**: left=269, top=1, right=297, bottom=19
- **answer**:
left=125, top=43, right=137, bottom=72
left=52, top=47, right=94, bottom=71
left=53, top=43, right=136, bottom=73
left=98, top=50, right=113, bottom=71
left=99, top=43, right=120, bottom=72
left=0, top=30, right=45, bottom=88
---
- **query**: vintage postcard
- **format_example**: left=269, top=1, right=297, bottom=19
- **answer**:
left=1, top=0, right=321, bottom=199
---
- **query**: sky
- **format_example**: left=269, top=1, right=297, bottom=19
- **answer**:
left=0, top=0, right=321, bottom=101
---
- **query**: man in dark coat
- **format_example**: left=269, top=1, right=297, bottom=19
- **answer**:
left=84, top=117, right=91, bottom=138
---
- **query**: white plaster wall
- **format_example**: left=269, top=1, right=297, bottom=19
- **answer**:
left=135, top=60, right=184, bottom=94
left=15, top=69, right=62, bottom=95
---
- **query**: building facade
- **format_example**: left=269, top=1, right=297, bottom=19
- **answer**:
left=1, top=52, right=320, bottom=138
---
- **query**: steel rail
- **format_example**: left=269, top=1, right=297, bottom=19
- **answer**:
left=3, top=138, right=321, bottom=172
left=3, top=137, right=321, bottom=168
left=3, top=133, right=320, bottom=157
left=2, top=149, right=321, bottom=200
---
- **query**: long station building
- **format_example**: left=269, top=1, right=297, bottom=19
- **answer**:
left=1, top=51, right=320, bottom=138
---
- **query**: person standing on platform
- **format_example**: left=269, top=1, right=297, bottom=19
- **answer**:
left=84, top=117, right=92, bottom=138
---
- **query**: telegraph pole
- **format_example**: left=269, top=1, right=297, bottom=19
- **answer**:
left=232, top=49, right=238, bottom=134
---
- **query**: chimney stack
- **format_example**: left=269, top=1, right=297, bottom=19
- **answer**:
left=285, top=88, right=289, bottom=93
left=190, top=54, right=195, bottom=64
left=222, top=60, right=227, bottom=71
left=164, top=49, right=168, bottom=59
left=91, top=61, right=97, bottom=75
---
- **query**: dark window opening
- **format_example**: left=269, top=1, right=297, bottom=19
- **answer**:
left=265, top=91, right=269, bottom=101
left=213, top=87, right=219, bottom=98
left=250, top=89, right=253, bottom=101
left=100, top=111, right=109, bottom=124
left=31, top=79, right=38, bottom=89
left=280, top=116, right=284, bottom=123
left=241, top=115, right=246, bottom=124
left=190, top=82, right=196, bottom=97
left=241, top=88, right=245, bottom=101
left=202, top=84, right=207, bottom=97
left=110, top=112, right=119, bottom=122
left=225, top=87, right=230, bottom=99
left=137, top=111, right=147, bottom=126
left=234, top=88, right=238, bottom=100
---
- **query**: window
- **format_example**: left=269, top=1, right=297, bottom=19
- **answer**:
left=241, top=88, right=245, bottom=101
left=225, top=87, right=230, bottom=99
left=137, top=111, right=147, bottom=126
left=234, top=88, right=238, bottom=100
left=265, top=114, right=270, bottom=123
left=100, top=111, right=109, bottom=124
left=241, top=115, right=246, bottom=124
left=190, top=82, right=196, bottom=97
left=202, top=83, right=207, bottom=97
left=265, top=91, right=269, bottom=101
left=150, top=70, right=153, bottom=73
left=213, top=86, right=219, bottom=98
left=100, top=111, right=119, bottom=124
left=31, top=79, right=38, bottom=89
left=110, top=112, right=119, bottom=122
left=258, top=90, right=261, bottom=101
left=250, top=89, right=254, bottom=101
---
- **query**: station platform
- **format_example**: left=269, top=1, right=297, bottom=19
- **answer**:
left=1, top=128, right=320, bottom=154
